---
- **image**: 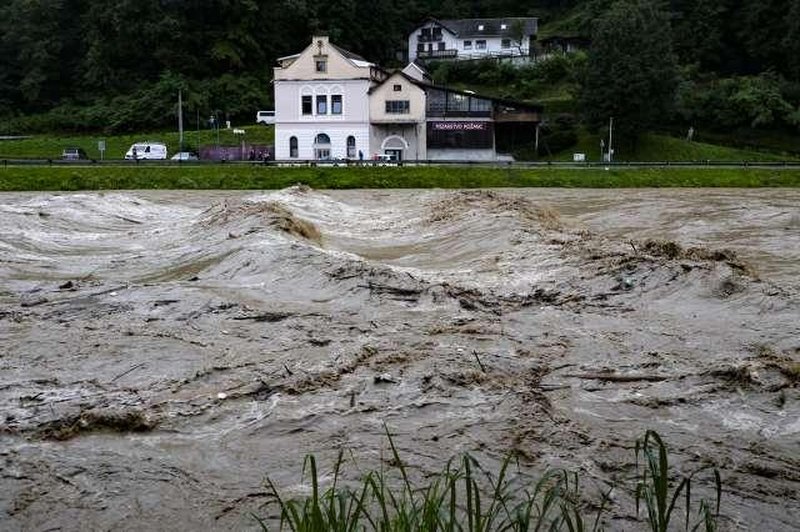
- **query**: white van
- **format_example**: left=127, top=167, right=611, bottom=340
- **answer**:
left=124, top=142, right=167, bottom=160
left=256, top=110, right=275, bottom=125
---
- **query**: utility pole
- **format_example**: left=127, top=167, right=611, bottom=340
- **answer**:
left=608, top=116, right=614, bottom=163
left=178, top=90, right=184, bottom=155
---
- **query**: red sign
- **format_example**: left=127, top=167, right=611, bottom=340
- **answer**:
left=430, top=121, right=488, bottom=131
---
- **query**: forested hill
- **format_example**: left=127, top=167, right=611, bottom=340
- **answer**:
left=1, top=0, right=799, bottom=137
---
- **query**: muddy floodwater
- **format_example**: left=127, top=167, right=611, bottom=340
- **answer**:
left=1, top=187, right=798, bottom=531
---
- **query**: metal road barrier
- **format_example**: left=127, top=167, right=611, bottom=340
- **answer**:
left=2, top=158, right=800, bottom=169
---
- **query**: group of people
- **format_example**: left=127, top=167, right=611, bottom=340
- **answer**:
left=248, top=149, right=272, bottom=162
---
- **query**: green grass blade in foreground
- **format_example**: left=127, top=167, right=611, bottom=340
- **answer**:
left=635, top=430, right=722, bottom=532
left=258, top=429, right=722, bottom=531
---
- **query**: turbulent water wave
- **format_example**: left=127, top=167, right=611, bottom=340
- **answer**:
left=0, top=187, right=798, bottom=531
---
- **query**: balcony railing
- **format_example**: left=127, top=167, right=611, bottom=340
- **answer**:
left=416, top=49, right=458, bottom=59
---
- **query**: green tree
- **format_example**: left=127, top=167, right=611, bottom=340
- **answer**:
left=581, top=0, right=678, bottom=143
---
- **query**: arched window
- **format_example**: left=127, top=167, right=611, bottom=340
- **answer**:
left=346, top=136, right=356, bottom=158
left=314, top=133, right=331, bottom=145
left=289, top=136, right=298, bottom=158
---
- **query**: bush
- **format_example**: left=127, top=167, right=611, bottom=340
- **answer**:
left=540, top=113, right=579, bottom=155
left=676, top=73, right=798, bottom=131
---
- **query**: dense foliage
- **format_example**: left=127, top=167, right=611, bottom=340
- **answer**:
left=581, top=0, right=678, bottom=141
left=1, top=0, right=799, bottom=142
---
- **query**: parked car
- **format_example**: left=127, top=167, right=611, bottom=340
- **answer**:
left=256, top=110, right=275, bottom=125
left=170, top=151, right=199, bottom=161
left=124, top=142, right=167, bottom=160
left=62, top=147, right=88, bottom=160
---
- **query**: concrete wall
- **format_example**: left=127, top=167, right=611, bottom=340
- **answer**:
left=427, top=148, right=497, bottom=161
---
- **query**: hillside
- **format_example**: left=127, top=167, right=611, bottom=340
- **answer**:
left=1, top=0, right=798, bottom=158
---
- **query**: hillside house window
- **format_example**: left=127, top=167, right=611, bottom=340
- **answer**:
left=331, top=94, right=342, bottom=114
left=501, top=23, right=507, bottom=30
left=421, top=28, right=431, bottom=39
left=385, top=100, right=410, bottom=114
left=315, top=58, right=327, bottom=73
left=289, top=136, right=298, bottom=158
left=463, top=40, right=472, bottom=50
left=417, top=43, right=425, bottom=52
left=347, top=136, right=356, bottom=158
left=476, top=40, right=487, bottom=50
left=501, top=39, right=511, bottom=49
left=302, top=95, right=312, bottom=115
left=478, top=24, right=484, bottom=31
left=393, top=84, right=402, bottom=92
left=433, top=27, right=442, bottom=40
left=316, top=95, right=327, bottom=114
left=438, top=42, right=445, bottom=51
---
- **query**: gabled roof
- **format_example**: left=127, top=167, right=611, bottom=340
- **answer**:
left=331, top=44, right=367, bottom=63
left=369, top=70, right=543, bottom=113
left=368, top=71, right=424, bottom=94
left=274, top=36, right=379, bottom=78
left=415, top=17, right=538, bottom=39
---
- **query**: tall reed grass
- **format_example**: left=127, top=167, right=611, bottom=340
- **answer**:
left=254, top=428, right=721, bottom=531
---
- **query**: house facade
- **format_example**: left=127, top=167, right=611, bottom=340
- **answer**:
left=407, top=18, right=538, bottom=62
left=368, top=71, right=427, bottom=161
left=273, top=35, right=387, bottom=161
left=274, top=36, right=542, bottom=163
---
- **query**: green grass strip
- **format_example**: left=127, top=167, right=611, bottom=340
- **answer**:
left=1, top=165, right=799, bottom=191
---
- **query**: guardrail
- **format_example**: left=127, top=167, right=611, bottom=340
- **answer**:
left=2, top=158, right=800, bottom=168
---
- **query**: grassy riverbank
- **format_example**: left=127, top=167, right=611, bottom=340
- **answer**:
left=1, top=165, right=799, bottom=191
left=0, top=126, right=275, bottom=160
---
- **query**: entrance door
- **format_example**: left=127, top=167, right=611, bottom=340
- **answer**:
left=313, top=133, right=331, bottom=160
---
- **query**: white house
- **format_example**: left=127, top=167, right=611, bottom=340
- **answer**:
left=368, top=71, right=428, bottom=161
left=274, top=36, right=543, bottom=163
left=273, top=35, right=387, bottom=161
left=408, top=18, right=538, bottom=63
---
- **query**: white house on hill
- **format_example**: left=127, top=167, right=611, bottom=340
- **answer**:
left=408, top=18, right=538, bottom=62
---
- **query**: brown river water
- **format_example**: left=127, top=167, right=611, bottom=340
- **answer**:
left=1, top=187, right=798, bottom=531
